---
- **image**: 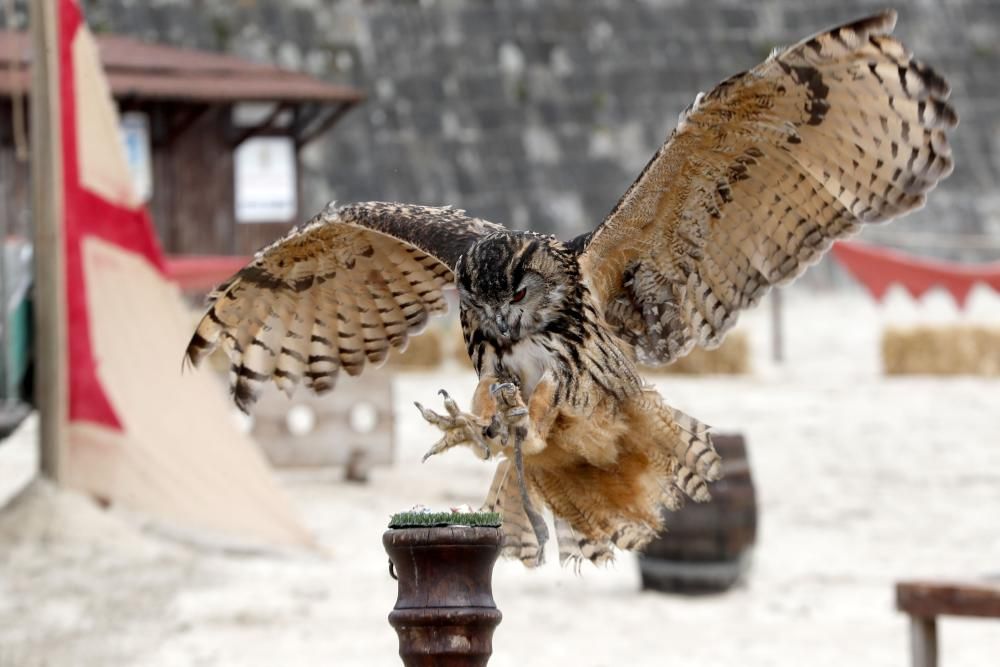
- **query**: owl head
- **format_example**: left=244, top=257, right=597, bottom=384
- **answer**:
left=455, top=232, right=578, bottom=346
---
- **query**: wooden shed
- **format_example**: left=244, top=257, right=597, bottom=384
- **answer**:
left=0, top=30, right=364, bottom=256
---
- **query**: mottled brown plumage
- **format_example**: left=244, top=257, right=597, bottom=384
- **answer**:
left=186, top=11, right=955, bottom=567
left=579, top=10, right=956, bottom=364
left=185, top=202, right=502, bottom=411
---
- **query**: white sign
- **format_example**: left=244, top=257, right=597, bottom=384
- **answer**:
left=235, top=136, right=297, bottom=223
left=119, top=111, right=153, bottom=203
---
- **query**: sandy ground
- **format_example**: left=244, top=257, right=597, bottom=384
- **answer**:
left=2, top=286, right=1000, bottom=667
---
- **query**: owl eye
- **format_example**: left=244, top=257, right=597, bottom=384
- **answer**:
left=510, top=287, right=527, bottom=304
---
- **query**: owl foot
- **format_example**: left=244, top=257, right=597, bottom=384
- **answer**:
left=485, top=382, right=529, bottom=447
left=416, top=389, right=492, bottom=461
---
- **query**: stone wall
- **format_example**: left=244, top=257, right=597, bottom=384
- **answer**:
left=80, top=0, right=1000, bottom=263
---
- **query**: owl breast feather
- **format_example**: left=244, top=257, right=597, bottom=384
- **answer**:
left=501, top=337, right=553, bottom=398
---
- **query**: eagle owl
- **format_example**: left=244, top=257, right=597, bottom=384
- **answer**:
left=186, top=12, right=955, bottom=567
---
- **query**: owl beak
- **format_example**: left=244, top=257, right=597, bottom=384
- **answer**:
left=495, top=312, right=510, bottom=337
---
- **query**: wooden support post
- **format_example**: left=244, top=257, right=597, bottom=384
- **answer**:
left=770, top=288, right=784, bottom=363
left=909, top=616, right=938, bottom=667
left=295, top=102, right=354, bottom=148
left=29, top=0, right=67, bottom=480
left=910, top=616, right=937, bottom=667
left=0, top=177, right=8, bottom=400
left=896, top=580, right=1000, bottom=667
left=384, top=526, right=503, bottom=666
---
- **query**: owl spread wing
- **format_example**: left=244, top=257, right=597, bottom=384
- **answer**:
left=576, top=10, right=956, bottom=365
left=185, top=201, right=504, bottom=410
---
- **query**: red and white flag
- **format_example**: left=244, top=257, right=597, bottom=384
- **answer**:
left=53, top=0, right=310, bottom=547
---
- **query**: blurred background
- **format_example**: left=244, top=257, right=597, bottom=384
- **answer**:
left=79, top=0, right=1000, bottom=263
left=1, top=1, right=999, bottom=666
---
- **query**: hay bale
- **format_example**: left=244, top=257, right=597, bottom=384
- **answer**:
left=882, top=325, right=1000, bottom=376
left=642, top=331, right=751, bottom=375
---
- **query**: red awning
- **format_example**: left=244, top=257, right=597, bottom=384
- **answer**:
left=833, top=241, right=1000, bottom=307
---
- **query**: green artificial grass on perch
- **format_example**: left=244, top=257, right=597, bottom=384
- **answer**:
left=388, top=510, right=502, bottom=529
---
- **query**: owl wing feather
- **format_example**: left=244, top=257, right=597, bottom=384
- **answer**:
left=576, top=10, right=956, bottom=364
left=185, top=201, right=504, bottom=411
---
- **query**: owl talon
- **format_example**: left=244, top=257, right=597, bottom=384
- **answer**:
left=490, top=382, right=517, bottom=397
left=416, top=392, right=493, bottom=461
left=422, top=427, right=491, bottom=462
left=414, top=402, right=448, bottom=428
left=421, top=442, right=442, bottom=463
left=438, top=389, right=461, bottom=417
left=486, top=414, right=510, bottom=447
left=491, top=383, right=529, bottom=431
left=482, top=384, right=529, bottom=454
left=473, top=439, right=491, bottom=460
left=422, top=432, right=461, bottom=462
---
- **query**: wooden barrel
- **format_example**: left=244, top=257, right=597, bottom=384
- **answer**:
left=639, top=433, right=757, bottom=593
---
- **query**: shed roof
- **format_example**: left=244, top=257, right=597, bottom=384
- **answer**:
left=0, top=31, right=364, bottom=104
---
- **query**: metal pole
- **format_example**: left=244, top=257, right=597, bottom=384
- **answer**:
left=0, top=151, right=9, bottom=401
left=770, top=288, right=784, bottom=364
left=909, top=616, right=938, bottom=667
left=29, top=0, right=67, bottom=480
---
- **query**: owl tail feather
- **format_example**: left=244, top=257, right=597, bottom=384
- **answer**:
left=554, top=518, right=613, bottom=572
left=482, top=460, right=546, bottom=567
left=631, top=387, right=721, bottom=502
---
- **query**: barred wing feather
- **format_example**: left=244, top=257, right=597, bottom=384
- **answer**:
left=577, top=10, right=956, bottom=365
left=185, top=201, right=503, bottom=411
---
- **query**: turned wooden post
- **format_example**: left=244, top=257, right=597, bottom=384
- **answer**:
left=384, top=525, right=503, bottom=666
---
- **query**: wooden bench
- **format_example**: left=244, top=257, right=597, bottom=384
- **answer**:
left=896, top=580, right=1000, bottom=667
